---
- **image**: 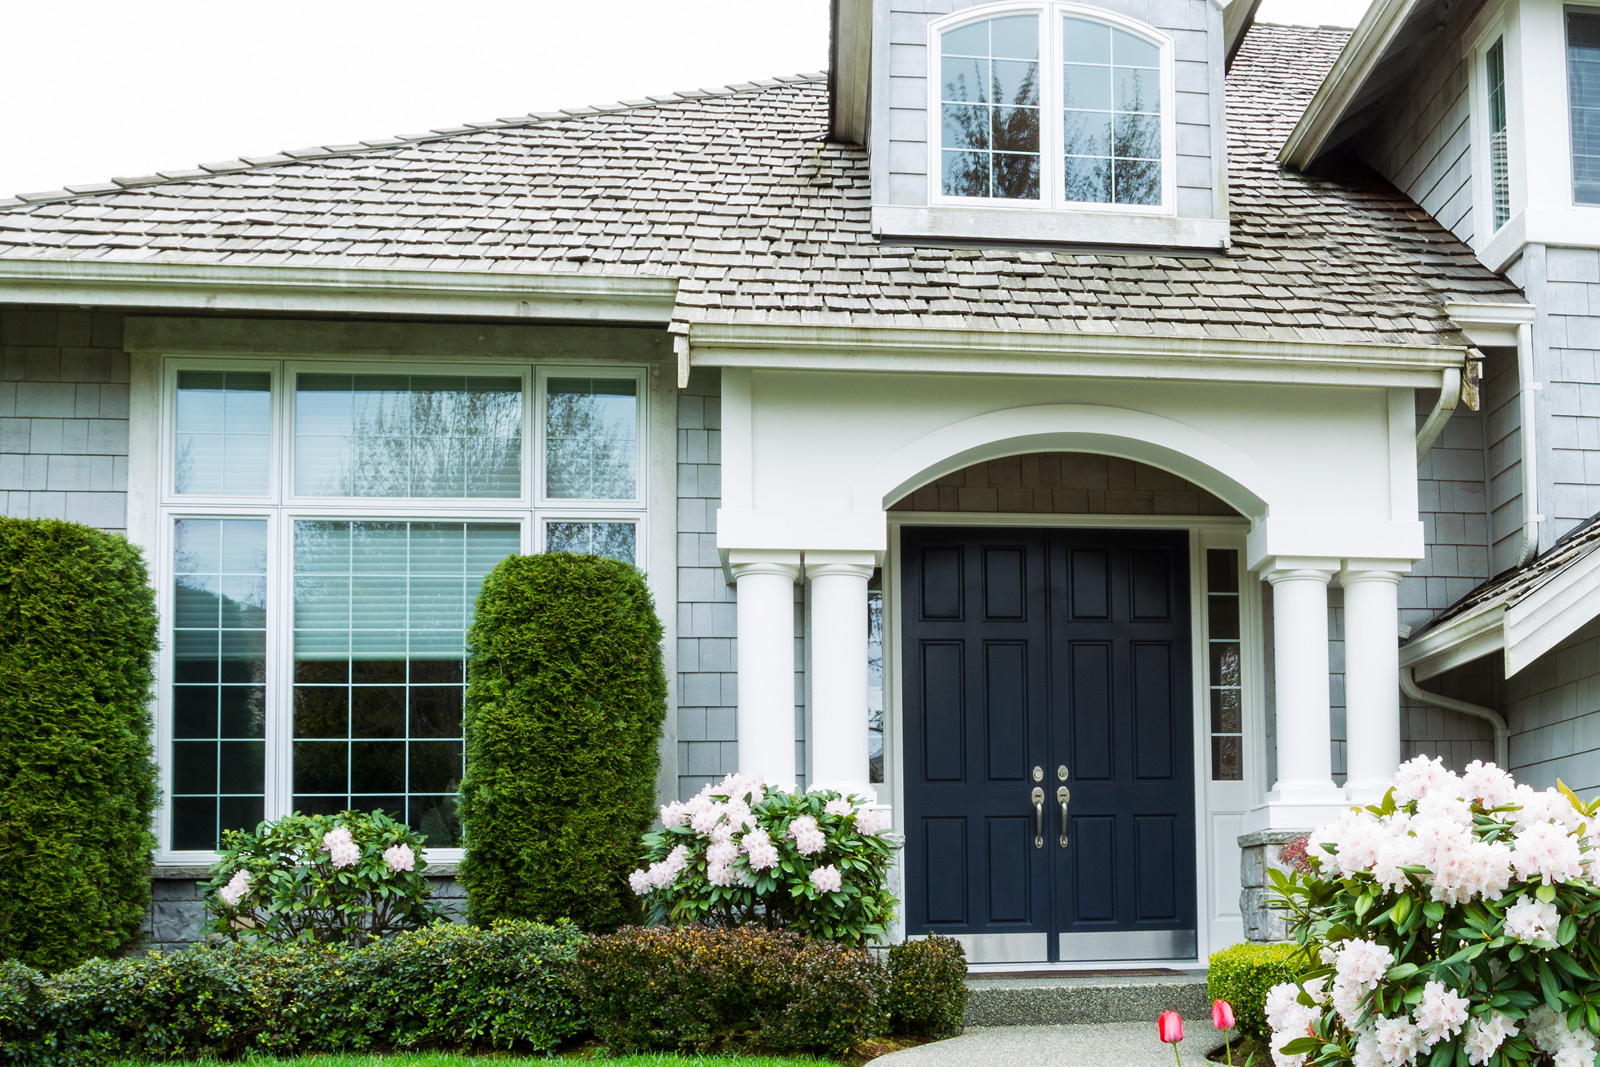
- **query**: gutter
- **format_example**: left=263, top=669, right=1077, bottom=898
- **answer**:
left=0, top=259, right=679, bottom=325
left=1400, top=666, right=1510, bottom=766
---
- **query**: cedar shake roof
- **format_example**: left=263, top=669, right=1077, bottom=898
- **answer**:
left=0, top=24, right=1522, bottom=346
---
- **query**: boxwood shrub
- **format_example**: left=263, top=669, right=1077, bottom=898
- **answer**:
left=885, top=935, right=968, bottom=1038
left=577, top=926, right=891, bottom=1056
left=458, top=552, right=668, bottom=931
left=0, top=517, right=159, bottom=971
left=1207, top=940, right=1308, bottom=1043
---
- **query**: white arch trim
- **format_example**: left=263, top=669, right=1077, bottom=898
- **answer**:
left=850, top=403, right=1285, bottom=517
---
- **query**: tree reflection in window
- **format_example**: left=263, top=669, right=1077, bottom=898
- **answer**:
left=294, top=375, right=522, bottom=498
left=545, top=378, right=639, bottom=500
left=940, top=14, right=1041, bottom=199
left=1063, top=16, right=1162, bottom=206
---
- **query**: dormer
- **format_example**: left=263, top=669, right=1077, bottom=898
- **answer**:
left=830, top=0, right=1245, bottom=252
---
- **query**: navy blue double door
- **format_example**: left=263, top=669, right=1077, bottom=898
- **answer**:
left=901, top=527, right=1197, bottom=964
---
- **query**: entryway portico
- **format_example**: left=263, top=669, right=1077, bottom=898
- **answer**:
left=704, top=343, right=1443, bottom=960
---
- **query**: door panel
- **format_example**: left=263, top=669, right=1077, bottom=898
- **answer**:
left=901, top=526, right=1195, bottom=962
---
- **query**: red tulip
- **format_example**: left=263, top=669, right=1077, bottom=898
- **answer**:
left=1159, top=1010, right=1185, bottom=1044
left=1213, top=999, right=1236, bottom=1031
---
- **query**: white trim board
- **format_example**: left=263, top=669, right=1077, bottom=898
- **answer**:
left=0, top=260, right=678, bottom=324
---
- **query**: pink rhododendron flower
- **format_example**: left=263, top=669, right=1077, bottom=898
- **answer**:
left=1393, top=755, right=1459, bottom=804
left=1463, top=1013, right=1517, bottom=1066
left=322, top=826, right=361, bottom=868
left=628, top=868, right=652, bottom=895
left=382, top=843, right=415, bottom=873
left=1462, top=760, right=1517, bottom=810
left=742, top=828, right=780, bottom=870
left=788, top=814, right=827, bottom=855
left=1371, top=1016, right=1424, bottom=1066
left=219, top=869, right=252, bottom=908
left=810, top=864, right=843, bottom=892
left=856, top=807, right=892, bottom=835
left=1414, top=980, right=1470, bottom=1048
left=1512, top=821, right=1584, bottom=883
left=658, top=800, right=689, bottom=827
left=824, top=798, right=855, bottom=818
left=1504, top=895, right=1560, bottom=943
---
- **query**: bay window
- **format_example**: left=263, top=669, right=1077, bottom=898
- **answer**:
left=157, top=359, right=647, bottom=857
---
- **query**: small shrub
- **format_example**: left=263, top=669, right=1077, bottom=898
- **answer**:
left=1208, top=940, right=1305, bottom=1044
left=578, top=926, right=890, bottom=1055
left=0, top=959, right=51, bottom=1065
left=0, top=518, right=159, bottom=970
left=459, top=552, right=668, bottom=931
left=886, top=935, right=968, bottom=1038
left=203, top=809, right=440, bottom=944
left=632, top=772, right=900, bottom=946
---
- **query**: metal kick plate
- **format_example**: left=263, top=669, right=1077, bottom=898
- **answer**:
left=1058, top=929, right=1198, bottom=962
left=931, top=932, right=1050, bottom=964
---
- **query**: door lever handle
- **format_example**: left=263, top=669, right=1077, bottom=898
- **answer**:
left=1031, top=786, right=1045, bottom=848
left=1057, top=786, right=1071, bottom=847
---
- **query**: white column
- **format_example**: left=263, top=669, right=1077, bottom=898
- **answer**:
left=1340, top=562, right=1407, bottom=802
left=805, top=551, right=879, bottom=802
left=1259, top=558, right=1345, bottom=826
left=729, top=551, right=801, bottom=789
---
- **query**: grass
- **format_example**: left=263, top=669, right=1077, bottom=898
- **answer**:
left=111, top=1054, right=844, bottom=1067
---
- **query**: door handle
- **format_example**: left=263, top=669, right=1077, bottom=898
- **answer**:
left=1031, top=786, right=1045, bottom=848
left=1057, top=786, right=1071, bottom=848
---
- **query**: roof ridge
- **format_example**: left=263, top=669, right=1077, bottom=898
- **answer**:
left=0, top=72, right=830, bottom=211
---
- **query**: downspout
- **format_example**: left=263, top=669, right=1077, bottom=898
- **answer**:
left=1415, top=365, right=1462, bottom=463
left=1400, top=665, right=1510, bottom=767
left=1513, top=321, right=1543, bottom=566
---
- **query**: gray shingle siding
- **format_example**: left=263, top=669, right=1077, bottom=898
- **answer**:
left=1506, top=616, right=1600, bottom=791
left=0, top=307, right=129, bottom=532
left=1526, top=246, right=1600, bottom=543
left=882, top=0, right=1223, bottom=219
left=1359, top=0, right=1476, bottom=246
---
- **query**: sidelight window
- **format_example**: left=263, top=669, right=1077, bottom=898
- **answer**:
left=933, top=4, right=1173, bottom=211
left=159, top=359, right=648, bottom=857
left=1205, top=549, right=1243, bottom=781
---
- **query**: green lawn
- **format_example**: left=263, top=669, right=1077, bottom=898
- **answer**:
left=113, top=1054, right=842, bottom=1067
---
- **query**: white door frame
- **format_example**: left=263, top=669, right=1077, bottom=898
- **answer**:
left=882, top=511, right=1262, bottom=968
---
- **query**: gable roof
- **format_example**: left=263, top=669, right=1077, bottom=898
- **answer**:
left=1401, top=515, right=1600, bottom=681
left=0, top=24, right=1521, bottom=351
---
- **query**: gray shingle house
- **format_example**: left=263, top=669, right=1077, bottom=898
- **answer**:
left=0, top=0, right=1594, bottom=965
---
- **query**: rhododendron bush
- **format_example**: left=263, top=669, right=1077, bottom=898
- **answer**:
left=1266, top=756, right=1600, bottom=1067
left=631, top=772, right=899, bottom=946
left=204, top=809, right=439, bottom=944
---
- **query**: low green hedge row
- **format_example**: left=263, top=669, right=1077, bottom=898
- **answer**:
left=1207, top=941, right=1308, bottom=1044
left=0, top=925, right=966, bottom=1065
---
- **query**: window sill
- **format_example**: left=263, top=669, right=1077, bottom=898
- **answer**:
left=871, top=204, right=1230, bottom=251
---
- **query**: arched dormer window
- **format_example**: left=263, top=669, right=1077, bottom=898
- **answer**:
left=932, top=3, right=1175, bottom=212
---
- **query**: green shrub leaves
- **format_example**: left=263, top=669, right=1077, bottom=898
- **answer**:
left=0, top=518, right=159, bottom=971
left=1207, top=941, right=1308, bottom=1043
left=458, top=552, right=667, bottom=931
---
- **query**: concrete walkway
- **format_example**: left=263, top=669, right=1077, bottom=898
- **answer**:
left=866, top=1020, right=1229, bottom=1067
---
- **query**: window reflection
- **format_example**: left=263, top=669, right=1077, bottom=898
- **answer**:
left=545, top=378, right=639, bottom=500
left=940, top=15, right=1041, bottom=200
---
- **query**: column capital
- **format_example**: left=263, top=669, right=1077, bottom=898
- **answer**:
left=727, top=549, right=802, bottom=582
left=1257, top=556, right=1340, bottom=585
left=804, top=550, right=878, bottom=581
left=1338, top=559, right=1411, bottom=585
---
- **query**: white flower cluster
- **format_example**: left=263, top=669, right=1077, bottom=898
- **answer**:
left=1307, top=758, right=1592, bottom=903
left=1525, top=1006, right=1597, bottom=1067
left=322, top=825, right=361, bottom=868
left=218, top=868, right=252, bottom=908
left=788, top=814, right=827, bottom=856
left=1268, top=975, right=1477, bottom=1067
left=382, top=842, right=416, bottom=873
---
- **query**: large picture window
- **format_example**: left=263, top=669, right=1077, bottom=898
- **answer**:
left=159, top=359, right=648, bottom=857
left=1570, top=11, right=1600, bottom=205
left=933, top=3, right=1173, bottom=211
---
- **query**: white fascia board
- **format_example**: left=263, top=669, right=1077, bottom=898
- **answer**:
left=687, top=321, right=1468, bottom=388
left=1279, top=0, right=1422, bottom=170
left=0, top=259, right=678, bottom=324
left=1503, top=547, right=1600, bottom=677
left=1398, top=604, right=1507, bottom=681
left=1443, top=300, right=1536, bottom=347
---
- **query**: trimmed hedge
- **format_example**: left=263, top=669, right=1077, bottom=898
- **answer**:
left=458, top=552, right=668, bottom=931
left=0, top=921, right=586, bottom=1065
left=1208, top=941, right=1307, bottom=1044
left=577, top=926, right=891, bottom=1055
left=0, top=517, right=159, bottom=971
left=886, top=935, right=968, bottom=1038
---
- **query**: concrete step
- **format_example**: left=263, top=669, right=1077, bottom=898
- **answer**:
left=868, top=1021, right=1229, bottom=1067
left=963, top=971, right=1211, bottom=1028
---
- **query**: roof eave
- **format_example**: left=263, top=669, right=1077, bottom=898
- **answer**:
left=1279, top=0, right=1422, bottom=171
left=0, top=259, right=678, bottom=324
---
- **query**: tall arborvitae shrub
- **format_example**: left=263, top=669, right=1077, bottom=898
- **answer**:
left=0, top=518, right=159, bottom=969
left=458, top=552, right=667, bottom=930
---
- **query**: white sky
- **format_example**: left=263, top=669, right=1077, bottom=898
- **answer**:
left=0, top=0, right=1372, bottom=202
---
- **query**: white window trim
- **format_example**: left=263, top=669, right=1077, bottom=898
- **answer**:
left=925, top=1, right=1179, bottom=217
left=1465, top=2, right=1520, bottom=252
left=153, top=355, right=651, bottom=865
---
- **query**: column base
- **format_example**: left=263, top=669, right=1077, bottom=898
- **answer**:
left=1344, top=779, right=1396, bottom=806
left=1246, top=787, right=1352, bottom=832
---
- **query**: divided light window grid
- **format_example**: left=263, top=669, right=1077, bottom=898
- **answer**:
left=162, top=361, right=647, bottom=855
left=1569, top=12, right=1600, bottom=205
left=937, top=9, right=1164, bottom=208
left=1205, top=549, right=1243, bottom=782
left=1487, top=37, right=1510, bottom=231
